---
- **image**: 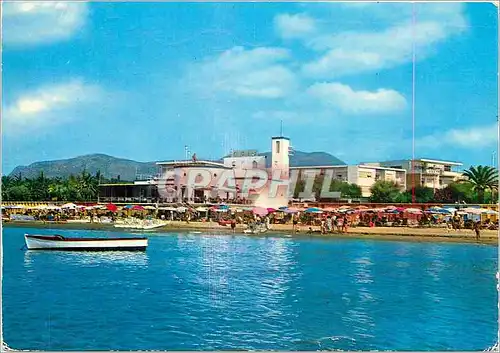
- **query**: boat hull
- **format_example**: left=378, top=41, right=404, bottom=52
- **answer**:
left=24, top=235, right=148, bottom=251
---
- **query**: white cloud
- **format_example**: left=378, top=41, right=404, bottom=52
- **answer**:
left=274, top=13, right=317, bottom=40
left=4, top=80, right=103, bottom=132
left=190, top=46, right=297, bottom=99
left=3, top=2, right=88, bottom=46
left=299, top=3, right=467, bottom=78
left=417, top=123, right=498, bottom=149
left=307, top=82, right=407, bottom=114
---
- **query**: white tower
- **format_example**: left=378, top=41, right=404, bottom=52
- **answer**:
left=271, top=136, right=290, bottom=177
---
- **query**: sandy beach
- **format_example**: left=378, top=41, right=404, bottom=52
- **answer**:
left=3, top=220, right=497, bottom=245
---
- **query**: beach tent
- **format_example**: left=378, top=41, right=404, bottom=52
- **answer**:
left=195, top=206, right=209, bottom=212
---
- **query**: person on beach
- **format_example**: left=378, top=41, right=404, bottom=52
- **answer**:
left=333, top=215, right=338, bottom=232
left=473, top=221, right=481, bottom=240
left=231, top=219, right=236, bottom=233
left=342, top=216, right=348, bottom=233
left=326, top=216, right=332, bottom=233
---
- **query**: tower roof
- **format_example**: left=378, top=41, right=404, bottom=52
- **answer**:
left=271, top=136, right=290, bottom=140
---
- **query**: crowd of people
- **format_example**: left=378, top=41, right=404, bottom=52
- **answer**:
left=2, top=203, right=498, bottom=239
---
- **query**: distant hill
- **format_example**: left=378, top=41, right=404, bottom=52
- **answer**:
left=9, top=154, right=158, bottom=181
left=260, top=151, right=345, bottom=168
left=8, top=151, right=346, bottom=180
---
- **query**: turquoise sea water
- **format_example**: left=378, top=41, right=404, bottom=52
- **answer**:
left=2, top=227, right=498, bottom=351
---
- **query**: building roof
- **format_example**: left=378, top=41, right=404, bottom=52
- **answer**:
left=271, top=136, right=290, bottom=140
left=357, top=164, right=406, bottom=172
left=290, top=164, right=406, bottom=172
left=417, top=158, right=463, bottom=166
left=289, top=165, right=349, bottom=169
left=155, top=160, right=232, bottom=169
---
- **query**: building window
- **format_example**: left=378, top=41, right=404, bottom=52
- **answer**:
left=232, top=161, right=236, bottom=167
left=214, top=173, right=217, bottom=177
left=276, top=141, right=280, bottom=153
left=252, top=160, right=258, bottom=169
left=444, top=165, right=451, bottom=172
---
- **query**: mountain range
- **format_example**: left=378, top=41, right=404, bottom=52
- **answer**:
left=8, top=151, right=345, bottom=181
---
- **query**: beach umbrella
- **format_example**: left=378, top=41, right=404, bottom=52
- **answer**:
left=252, top=207, right=268, bottom=216
left=144, top=206, right=156, bottom=210
left=7, top=205, right=26, bottom=209
left=461, top=207, right=483, bottom=215
left=218, top=204, right=229, bottom=210
left=132, top=205, right=145, bottom=211
left=106, top=203, right=118, bottom=212
left=404, top=208, right=422, bottom=214
left=123, top=205, right=134, bottom=209
left=305, top=207, right=323, bottom=214
left=267, top=207, right=277, bottom=213
left=158, top=206, right=177, bottom=211
left=61, top=203, right=77, bottom=209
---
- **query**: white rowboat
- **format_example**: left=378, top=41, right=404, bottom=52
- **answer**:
left=24, top=234, right=148, bottom=251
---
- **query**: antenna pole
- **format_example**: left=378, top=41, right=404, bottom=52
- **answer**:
left=411, top=2, right=416, bottom=204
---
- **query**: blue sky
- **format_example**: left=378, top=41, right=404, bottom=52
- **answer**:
left=2, top=1, right=498, bottom=174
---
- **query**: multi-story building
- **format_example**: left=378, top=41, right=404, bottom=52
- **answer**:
left=289, top=164, right=407, bottom=198
left=364, top=158, right=464, bottom=190
left=99, top=136, right=291, bottom=207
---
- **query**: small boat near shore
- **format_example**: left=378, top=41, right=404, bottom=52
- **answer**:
left=24, top=234, right=148, bottom=251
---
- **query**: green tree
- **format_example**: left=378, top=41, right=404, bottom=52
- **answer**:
left=8, top=185, right=32, bottom=201
left=434, top=182, right=475, bottom=203
left=462, top=165, right=498, bottom=204
left=369, top=180, right=401, bottom=203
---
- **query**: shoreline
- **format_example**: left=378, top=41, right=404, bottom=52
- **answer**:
left=2, top=220, right=498, bottom=245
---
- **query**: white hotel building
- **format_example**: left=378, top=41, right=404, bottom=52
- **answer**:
left=289, top=164, right=407, bottom=198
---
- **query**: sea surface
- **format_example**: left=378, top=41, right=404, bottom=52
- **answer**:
left=2, top=227, right=498, bottom=351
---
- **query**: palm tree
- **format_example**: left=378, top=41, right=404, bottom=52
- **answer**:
left=462, top=165, right=498, bottom=204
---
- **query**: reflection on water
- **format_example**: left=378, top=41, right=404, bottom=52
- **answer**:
left=24, top=250, right=149, bottom=268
